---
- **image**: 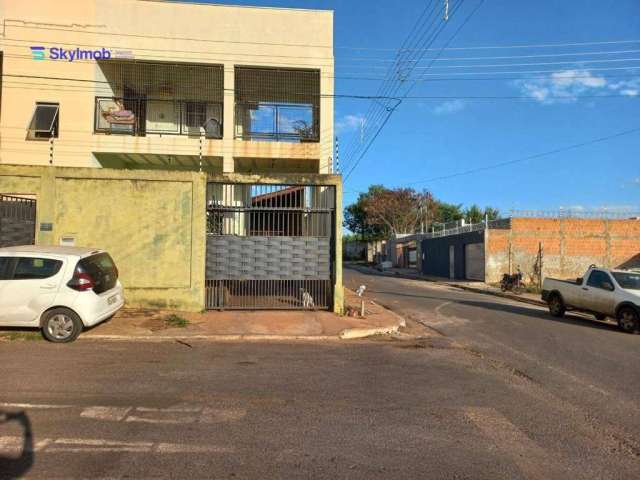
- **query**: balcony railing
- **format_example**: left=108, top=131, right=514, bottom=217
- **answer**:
left=235, top=103, right=319, bottom=143
left=94, top=97, right=223, bottom=138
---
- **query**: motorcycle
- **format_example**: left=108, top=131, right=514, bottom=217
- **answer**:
left=500, top=269, right=524, bottom=294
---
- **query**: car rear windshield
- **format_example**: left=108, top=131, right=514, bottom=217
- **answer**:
left=79, top=252, right=118, bottom=294
left=612, top=272, right=640, bottom=290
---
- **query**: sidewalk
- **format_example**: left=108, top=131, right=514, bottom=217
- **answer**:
left=349, top=263, right=545, bottom=307
left=82, top=288, right=405, bottom=342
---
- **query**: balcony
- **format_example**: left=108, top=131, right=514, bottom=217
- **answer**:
left=95, top=97, right=223, bottom=138
left=234, top=67, right=320, bottom=144
left=95, top=60, right=224, bottom=138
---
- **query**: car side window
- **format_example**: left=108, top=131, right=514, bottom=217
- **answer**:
left=587, top=270, right=613, bottom=290
left=0, top=257, right=13, bottom=280
left=12, top=257, right=63, bottom=280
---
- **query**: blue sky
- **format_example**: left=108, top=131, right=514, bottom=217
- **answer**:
left=202, top=0, right=640, bottom=215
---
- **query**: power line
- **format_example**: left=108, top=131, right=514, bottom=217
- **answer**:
left=342, top=0, right=458, bottom=173
left=404, top=127, right=640, bottom=186
left=345, top=0, right=484, bottom=178
left=338, top=38, right=640, bottom=52
left=4, top=19, right=640, bottom=54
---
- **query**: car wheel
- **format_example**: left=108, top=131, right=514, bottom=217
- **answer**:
left=617, top=307, right=639, bottom=334
left=594, top=313, right=606, bottom=321
left=41, top=308, right=83, bottom=343
left=548, top=294, right=566, bottom=318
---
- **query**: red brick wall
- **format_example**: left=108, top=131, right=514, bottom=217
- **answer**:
left=485, top=218, right=640, bottom=283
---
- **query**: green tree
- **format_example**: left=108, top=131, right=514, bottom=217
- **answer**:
left=435, top=202, right=464, bottom=224
left=483, top=206, right=500, bottom=220
left=343, top=185, right=388, bottom=240
left=464, top=204, right=484, bottom=224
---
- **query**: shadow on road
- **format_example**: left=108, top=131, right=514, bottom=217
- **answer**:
left=0, top=410, right=34, bottom=480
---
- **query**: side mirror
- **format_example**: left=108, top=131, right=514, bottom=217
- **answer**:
left=577, top=277, right=583, bottom=284
left=602, top=281, right=614, bottom=291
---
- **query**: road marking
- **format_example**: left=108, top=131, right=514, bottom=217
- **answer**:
left=4, top=402, right=247, bottom=425
left=81, top=406, right=131, bottom=422
left=125, top=415, right=197, bottom=424
left=156, top=443, right=233, bottom=453
left=464, top=407, right=567, bottom=480
left=0, top=402, right=71, bottom=409
left=0, top=436, right=233, bottom=455
left=136, top=406, right=201, bottom=413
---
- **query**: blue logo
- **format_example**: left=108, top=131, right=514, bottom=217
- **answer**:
left=30, top=46, right=46, bottom=60
left=29, top=46, right=115, bottom=62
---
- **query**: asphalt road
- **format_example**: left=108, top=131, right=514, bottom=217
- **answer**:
left=0, top=269, right=637, bottom=479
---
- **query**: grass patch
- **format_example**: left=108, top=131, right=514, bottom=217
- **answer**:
left=164, top=314, right=189, bottom=329
left=0, top=330, right=43, bottom=342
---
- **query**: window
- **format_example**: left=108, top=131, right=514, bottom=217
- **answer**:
left=612, top=272, right=640, bottom=290
left=79, top=253, right=118, bottom=294
left=587, top=270, right=614, bottom=290
left=27, top=102, right=59, bottom=140
left=0, top=257, right=12, bottom=280
left=13, top=257, right=62, bottom=280
left=185, top=102, right=207, bottom=129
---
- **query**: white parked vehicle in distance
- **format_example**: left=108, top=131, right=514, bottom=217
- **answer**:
left=542, top=265, right=640, bottom=333
left=0, top=246, right=124, bottom=342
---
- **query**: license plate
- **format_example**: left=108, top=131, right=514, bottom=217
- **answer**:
left=107, top=294, right=118, bottom=305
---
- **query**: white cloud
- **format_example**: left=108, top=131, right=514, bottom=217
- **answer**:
left=608, top=77, right=640, bottom=96
left=335, top=114, right=365, bottom=133
left=514, top=69, right=608, bottom=104
left=433, top=99, right=466, bottom=115
left=515, top=69, right=640, bottom=104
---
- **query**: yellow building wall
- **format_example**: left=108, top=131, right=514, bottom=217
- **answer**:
left=0, top=165, right=343, bottom=312
left=0, top=0, right=334, bottom=172
left=0, top=164, right=207, bottom=311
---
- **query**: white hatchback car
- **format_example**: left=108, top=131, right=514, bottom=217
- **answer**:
left=0, top=246, right=124, bottom=342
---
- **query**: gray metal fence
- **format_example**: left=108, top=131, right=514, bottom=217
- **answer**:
left=205, top=183, right=335, bottom=310
left=0, top=195, right=36, bottom=247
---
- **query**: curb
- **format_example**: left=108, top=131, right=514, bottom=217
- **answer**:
left=82, top=334, right=342, bottom=342
left=339, top=325, right=400, bottom=340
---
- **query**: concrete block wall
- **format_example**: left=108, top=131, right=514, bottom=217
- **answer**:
left=485, top=217, right=640, bottom=283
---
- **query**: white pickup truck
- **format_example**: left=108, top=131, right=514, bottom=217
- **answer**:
left=541, top=266, right=640, bottom=333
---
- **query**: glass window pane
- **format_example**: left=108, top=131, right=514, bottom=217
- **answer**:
left=249, top=105, right=275, bottom=134
left=0, top=257, right=12, bottom=280
left=277, top=106, right=313, bottom=136
left=13, top=257, right=62, bottom=280
left=33, top=105, right=59, bottom=132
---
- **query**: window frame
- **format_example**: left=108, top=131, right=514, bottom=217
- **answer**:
left=26, top=102, right=60, bottom=140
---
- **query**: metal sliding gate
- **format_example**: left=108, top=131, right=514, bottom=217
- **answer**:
left=0, top=195, right=36, bottom=247
left=205, top=183, right=335, bottom=310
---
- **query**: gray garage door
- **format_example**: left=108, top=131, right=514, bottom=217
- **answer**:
left=464, top=242, right=485, bottom=281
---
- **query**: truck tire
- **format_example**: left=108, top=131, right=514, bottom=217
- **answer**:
left=617, top=307, right=639, bottom=334
left=548, top=294, right=566, bottom=318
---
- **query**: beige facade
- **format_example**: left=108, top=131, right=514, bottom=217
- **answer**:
left=0, top=0, right=335, bottom=173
